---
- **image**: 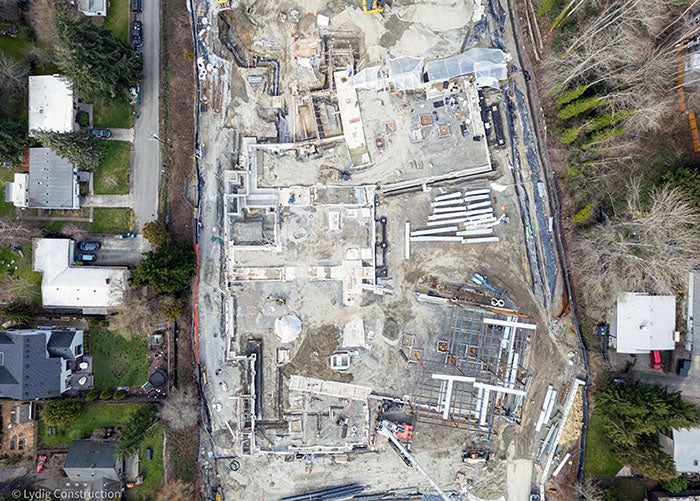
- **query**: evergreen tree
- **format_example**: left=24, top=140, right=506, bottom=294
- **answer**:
left=130, top=240, right=196, bottom=296
left=0, top=119, right=30, bottom=165
left=53, top=13, right=140, bottom=99
left=34, top=131, right=106, bottom=171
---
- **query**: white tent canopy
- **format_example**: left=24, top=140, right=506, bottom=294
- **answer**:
left=275, top=314, right=303, bottom=343
left=425, top=48, right=509, bottom=88
left=353, top=66, right=382, bottom=90
left=387, top=56, right=424, bottom=91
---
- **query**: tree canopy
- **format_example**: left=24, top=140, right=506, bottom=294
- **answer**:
left=596, top=381, right=699, bottom=480
left=33, top=131, right=106, bottom=171
left=142, top=221, right=172, bottom=247
left=130, top=240, right=196, bottom=296
left=53, top=13, right=140, bottom=99
left=41, top=399, right=82, bottom=426
left=0, top=119, right=30, bottom=165
left=116, top=404, right=158, bottom=456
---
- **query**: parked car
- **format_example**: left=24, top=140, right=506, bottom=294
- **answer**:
left=460, top=121, right=469, bottom=138
left=677, top=358, right=692, bottom=376
left=75, top=253, right=96, bottom=263
left=36, top=455, right=47, bottom=473
left=77, top=241, right=100, bottom=251
left=650, top=350, right=662, bottom=370
left=88, top=128, right=111, bottom=139
left=522, top=69, right=532, bottom=81
left=146, top=447, right=153, bottom=460
left=129, top=86, right=141, bottom=107
left=119, top=233, right=137, bottom=239
left=132, top=21, right=143, bottom=48
left=131, top=0, right=142, bottom=12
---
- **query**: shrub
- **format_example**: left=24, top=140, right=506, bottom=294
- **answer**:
left=99, top=389, right=114, bottom=400
left=76, top=111, right=89, bottom=128
left=555, top=84, right=590, bottom=107
left=557, top=96, right=605, bottom=120
left=113, top=389, right=128, bottom=400
left=560, top=126, right=581, bottom=144
left=572, top=203, right=594, bottom=223
left=661, top=476, right=689, bottom=493
left=86, top=390, right=100, bottom=401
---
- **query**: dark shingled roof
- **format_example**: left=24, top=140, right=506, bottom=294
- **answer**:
left=47, top=330, right=77, bottom=360
left=0, top=329, right=81, bottom=400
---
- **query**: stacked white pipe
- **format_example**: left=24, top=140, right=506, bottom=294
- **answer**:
left=410, top=189, right=500, bottom=243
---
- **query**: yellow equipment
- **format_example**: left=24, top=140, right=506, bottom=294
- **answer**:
left=362, top=0, right=385, bottom=14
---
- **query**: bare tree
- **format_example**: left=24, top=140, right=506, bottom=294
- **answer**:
left=0, top=219, right=32, bottom=247
left=108, top=290, right=164, bottom=338
left=571, top=183, right=700, bottom=309
left=156, top=480, right=193, bottom=501
left=574, top=476, right=604, bottom=501
left=0, top=274, right=37, bottom=304
left=0, top=54, right=29, bottom=97
left=159, top=386, right=199, bottom=431
left=0, top=0, right=20, bottom=23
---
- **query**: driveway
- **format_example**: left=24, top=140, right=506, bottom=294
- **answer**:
left=108, top=128, right=134, bottom=142
left=130, top=1, right=161, bottom=231
left=83, top=235, right=151, bottom=268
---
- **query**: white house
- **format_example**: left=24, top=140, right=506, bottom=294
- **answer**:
left=610, top=292, right=676, bottom=354
left=28, top=75, right=76, bottom=137
left=659, top=428, right=700, bottom=473
left=33, top=239, right=127, bottom=314
left=77, top=0, right=108, bottom=16
left=4, top=148, right=80, bottom=210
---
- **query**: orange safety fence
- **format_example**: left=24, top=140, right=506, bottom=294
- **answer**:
left=678, top=42, right=700, bottom=152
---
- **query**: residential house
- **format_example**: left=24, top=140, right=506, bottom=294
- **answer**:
left=64, top=440, right=123, bottom=483
left=4, top=148, right=80, bottom=210
left=647, top=492, right=700, bottom=501
left=659, top=427, right=700, bottom=473
left=77, top=0, right=107, bottom=16
left=688, top=270, right=700, bottom=355
left=609, top=292, right=676, bottom=354
left=33, top=239, right=127, bottom=314
left=0, top=329, right=84, bottom=400
left=28, top=75, right=76, bottom=137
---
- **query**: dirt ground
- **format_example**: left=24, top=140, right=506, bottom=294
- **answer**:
left=161, top=0, right=199, bottom=488
left=161, top=0, right=196, bottom=244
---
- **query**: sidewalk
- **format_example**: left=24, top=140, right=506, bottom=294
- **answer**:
left=107, top=128, right=135, bottom=142
left=82, top=194, right=134, bottom=208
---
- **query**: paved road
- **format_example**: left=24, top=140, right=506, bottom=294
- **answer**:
left=131, top=1, right=161, bottom=230
left=88, top=235, right=151, bottom=268
left=82, top=194, right=133, bottom=208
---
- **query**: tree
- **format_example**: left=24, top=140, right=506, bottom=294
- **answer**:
left=0, top=301, right=37, bottom=325
left=131, top=240, right=196, bottom=296
left=0, top=119, right=30, bottom=165
left=160, top=386, right=199, bottom=431
left=41, top=399, right=82, bottom=426
left=660, top=165, right=700, bottom=207
left=574, top=476, right=603, bottom=501
left=0, top=53, right=30, bottom=97
left=53, top=13, right=140, bottom=99
left=156, top=480, right=193, bottom=501
left=117, top=405, right=158, bottom=456
left=661, top=476, right=689, bottom=493
left=142, top=221, right=172, bottom=247
left=595, top=381, right=699, bottom=481
left=33, top=131, right=105, bottom=171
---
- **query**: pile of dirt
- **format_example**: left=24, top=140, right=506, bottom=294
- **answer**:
left=282, top=325, right=352, bottom=383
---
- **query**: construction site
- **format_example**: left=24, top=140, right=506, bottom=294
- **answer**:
left=191, top=0, right=585, bottom=499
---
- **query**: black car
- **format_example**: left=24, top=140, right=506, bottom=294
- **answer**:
left=88, top=128, right=111, bottom=139
left=77, top=241, right=100, bottom=251
left=75, top=253, right=96, bottom=263
left=132, top=21, right=143, bottom=48
left=460, top=121, right=468, bottom=138
left=522, top=69, right=532, bottom=82
left=131, top=0, right=142, bottom=12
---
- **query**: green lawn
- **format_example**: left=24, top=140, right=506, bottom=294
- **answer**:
left=0, top=245, right=43, bottom=305
left=39, top=403, right=143, bottom=447
left=91, top=208, right=133, bottom=234
left=90, top=327, right=148, bottom=387
left=0, top=168, right=20, bottom=217
left=130, top=424, right=165, bottom=500
left=584, top=411, right=623, bottom=477
left=104, top=0, right=130, bottom=44
left=93, top=97, right=135, bottom=129
left=0, top=24, right=33, bottom=61
left=94, top=141, right=131, bottom=195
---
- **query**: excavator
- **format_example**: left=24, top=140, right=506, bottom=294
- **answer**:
left=362, top=0, right=388, bottom=14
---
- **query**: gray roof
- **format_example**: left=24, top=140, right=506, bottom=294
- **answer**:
left=65, top=440, right=121, bottom=483
left=424, top=48, right=509, bottom=88
left=0, top=330, right=62, bottom=400
left=0, top=329, right=81, bottom=400
left=47, top=330, right=77, bottom=360
left=28, top=148, right=78, bottom=209
left=690, top=271, right=700, bottom=357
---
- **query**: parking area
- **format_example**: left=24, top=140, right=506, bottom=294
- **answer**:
left=75, top=235, right=150, bottom=268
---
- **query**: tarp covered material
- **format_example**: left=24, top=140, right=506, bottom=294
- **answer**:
left=387, top=56, right=424, bottom=91
left=425, top=48, right=509, bottom=88
left=275, top=314, right=303, bottom=343
left=352, top=66, right=382, bottom=90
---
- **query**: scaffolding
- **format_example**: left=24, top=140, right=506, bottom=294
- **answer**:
left=412, top=305, right=532, bottom=435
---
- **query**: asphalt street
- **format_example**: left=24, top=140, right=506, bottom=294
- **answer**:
left=130, top=1, right=161, bottom=231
